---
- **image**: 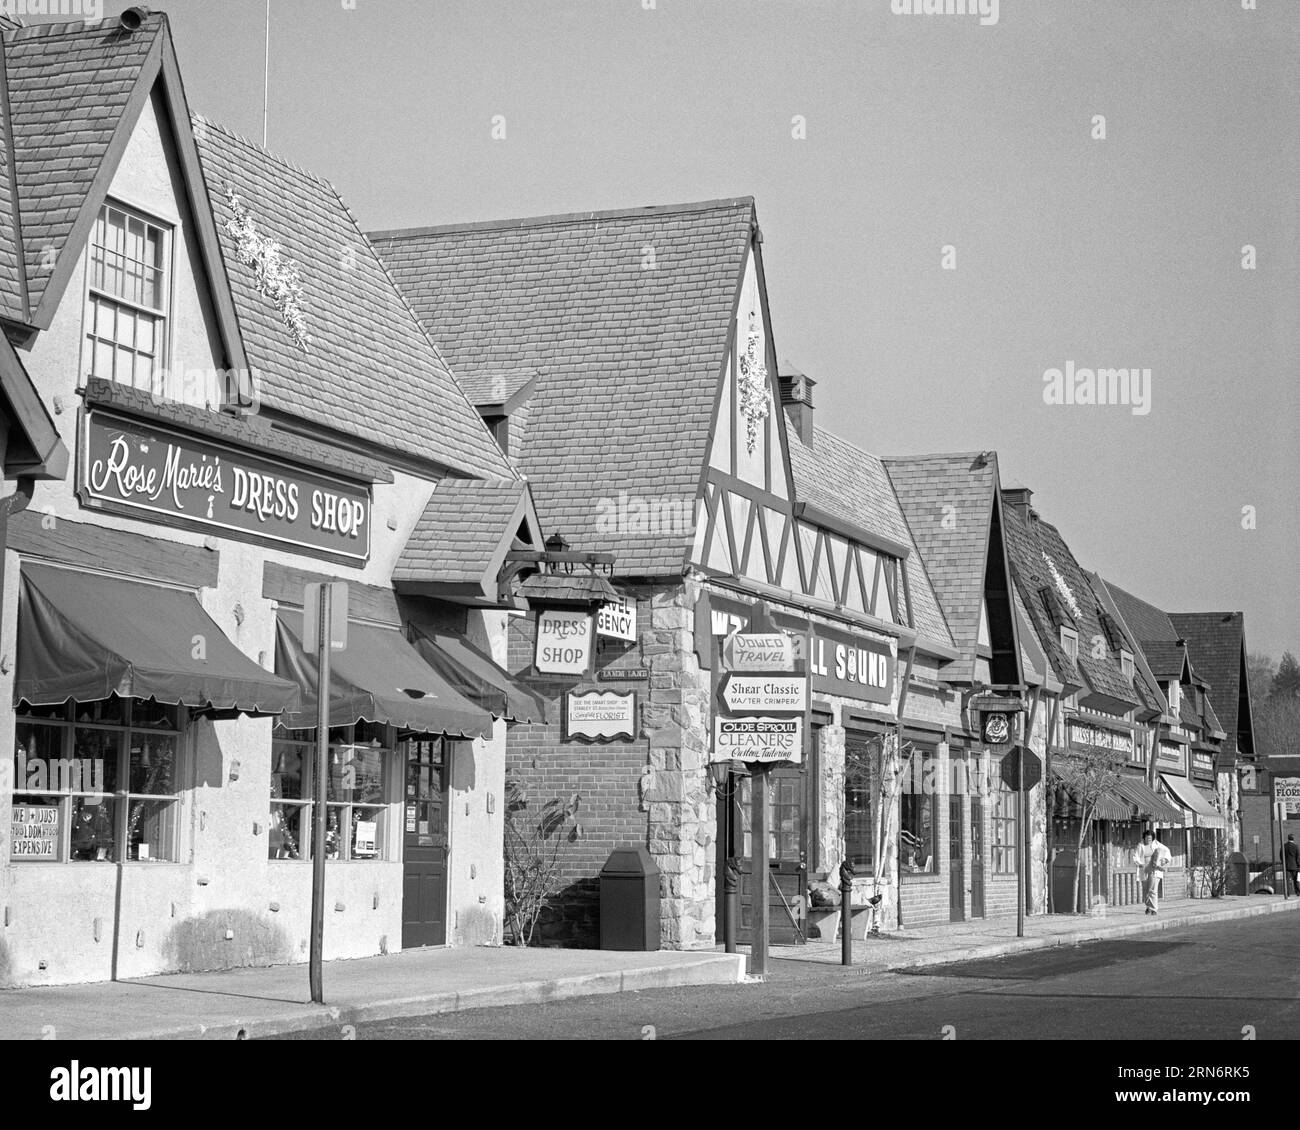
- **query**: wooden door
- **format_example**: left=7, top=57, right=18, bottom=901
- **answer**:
left=948, top=796, right=965, bottom=922
left=732, top=767, right=806, bottom=945
left=402, top=738, right=448, bottom=948
left=970, top=797, right=986, bottom=919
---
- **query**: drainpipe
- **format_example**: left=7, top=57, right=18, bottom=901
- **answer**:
left=1045, top=692, right=1060, bottom=914
left=893, top=644, right=916, bottom=929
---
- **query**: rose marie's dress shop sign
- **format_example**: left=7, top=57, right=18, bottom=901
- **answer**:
left=79, top=410, right=372, bottom=563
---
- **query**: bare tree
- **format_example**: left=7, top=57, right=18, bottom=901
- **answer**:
left=1050, top=741, right=1127, bottom=914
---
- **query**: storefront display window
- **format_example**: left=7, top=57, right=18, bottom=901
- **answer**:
left=992, top=779, right=1018, bottom=874
left=10, top=697, right=181, bottom=863
left=899, top=745, right=937, bottom=874
left=844, top=733, right=879, bottom=871
left=269, top=722, right=392, bottom=861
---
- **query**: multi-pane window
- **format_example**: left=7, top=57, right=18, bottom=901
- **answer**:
left=10, top=697, right=182, bottom=864
left=269, top=721, right=391, bottom=861
left=1120, top=650, right=1134, bottom=680
left=1060, top=626, right=1079, bottom=663
left=899, top=745, right=938, bottom=874
left=84, top=203, right=169, bottom=395
left=991, top=778, right=1018, bottom=874
left=844, top=734, right=878, bottom=871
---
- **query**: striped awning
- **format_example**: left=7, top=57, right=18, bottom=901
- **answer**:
left=1113, top=775, right=1184, bottom=824
left=1160, top=773, right=1228, bottom=831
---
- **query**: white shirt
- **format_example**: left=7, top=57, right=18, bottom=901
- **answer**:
left=1132, top=840, right=1172, bottom=873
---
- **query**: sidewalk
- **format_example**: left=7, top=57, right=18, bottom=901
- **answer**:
left=0, top=945, right=745, bottom=1040
left=756, top=893, right=1300, bottom=973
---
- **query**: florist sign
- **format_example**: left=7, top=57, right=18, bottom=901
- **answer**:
left=81, top=410, right=371, bottom=563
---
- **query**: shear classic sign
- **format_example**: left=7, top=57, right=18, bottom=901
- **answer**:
left=80, top=410, right=372, bottom=563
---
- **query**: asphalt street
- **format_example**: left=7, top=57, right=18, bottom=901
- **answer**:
left=271, top=912, right=1300, bottom=1041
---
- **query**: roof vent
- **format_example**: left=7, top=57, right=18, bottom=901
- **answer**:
left=120, top=6, right=149, bottom=32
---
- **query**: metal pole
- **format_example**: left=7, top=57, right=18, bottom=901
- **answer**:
left=839, top=860, right=853, bottom=966
left=309, top=584, right=331, bottom=1003
left=1016, top=758, right=1025, bottom=938
left=750, top=766, right=770, bottom=978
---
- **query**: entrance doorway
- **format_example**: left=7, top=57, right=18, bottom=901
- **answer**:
left=970, top=797, right=986, bottom=919
left=402, top=738, right=448, bottom=948
left=948, top=796, right=964, bottom=922
left=723, top=766, right=807, bottom=944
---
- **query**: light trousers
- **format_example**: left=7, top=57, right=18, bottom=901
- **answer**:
left=1143, top=869, right=1163, bottom=912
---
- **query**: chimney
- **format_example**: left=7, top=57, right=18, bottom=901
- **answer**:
left=1002, top=485, right=1034, bottom=521
left=777, top=361, right=816, bottom=448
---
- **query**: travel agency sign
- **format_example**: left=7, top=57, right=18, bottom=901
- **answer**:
left=711, top=609, right=810, bottom=767
left=80, top=410, right=372, bottom=563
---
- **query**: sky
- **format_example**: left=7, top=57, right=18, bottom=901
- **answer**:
left=72, top=0, right=1300, bottom=660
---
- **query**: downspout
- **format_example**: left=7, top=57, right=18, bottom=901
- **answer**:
left=893, top=643, right=916, bottom=929
left=1045, top=692, right=1061, bottom=914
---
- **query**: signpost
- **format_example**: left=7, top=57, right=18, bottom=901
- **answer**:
left=710, top=605, right=808, bottom=978
left=305, top=581, right=348, bottom=1004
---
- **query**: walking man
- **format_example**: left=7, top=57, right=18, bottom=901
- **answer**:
left=1132, top=829, right=1172, bottom=915
left=1284, top=834, right=1300, bottom=897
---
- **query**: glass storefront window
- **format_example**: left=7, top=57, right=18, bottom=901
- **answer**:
left=844, top=734, right=878, bottom=871
left=270, top=723, right=392, bottom=861
left=10, top=698, right=182, bottom=864
left=899, top=746, right=938, bottom=874
left=992, top=780, right=1018, bottom=874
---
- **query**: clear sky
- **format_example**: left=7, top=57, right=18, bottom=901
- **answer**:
left=85, top=0, right=1300, bottom=660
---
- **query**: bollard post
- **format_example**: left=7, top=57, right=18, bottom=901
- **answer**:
left=724, top=858, right=740, bottom=954
left=839, top=859, right=854, bottom=967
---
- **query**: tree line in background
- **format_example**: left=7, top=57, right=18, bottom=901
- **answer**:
left=1247, top=651, right=1300, bottom=759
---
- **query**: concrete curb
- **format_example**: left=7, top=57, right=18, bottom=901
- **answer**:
left=883, top=896, right=1300, bottom=972
left=121, top=953, right=748, bottom=1040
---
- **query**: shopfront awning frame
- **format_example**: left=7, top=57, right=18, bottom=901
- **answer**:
left=15, top=563, right=299, bottom=716
left=1159, top=772, right=1228, bottom=830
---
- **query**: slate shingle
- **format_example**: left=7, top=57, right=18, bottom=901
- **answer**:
left=1170, top=611, right=1249, bottom=758
left=369, top=199, right=756, bottom=576
left=192, top=116, right=512, bottom=481
left=394, top=478, right=525, bottom=585
left=883, top=452, right=998, bottom=671
left=789, top=428, right=952, bottom=649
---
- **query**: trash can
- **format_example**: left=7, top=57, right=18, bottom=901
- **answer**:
left=1226, top=852, right=1249, bottom=896
left=599, top=845, right=661, bottom=951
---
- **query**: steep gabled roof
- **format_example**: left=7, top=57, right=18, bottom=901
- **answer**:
left=193, top=117, right=512, bottom=480
left=3, top=15, right=161, bottom=321
left=369, top=198, right=756, bottom=575
left=1171, top=611, right=1252, bottom=760
left=394, top=477, right=540, bottom=597
left=883, top=452, right=997, bottom=673
left=1104, top=580, right=1191, bottom=681
left=1088, top=572, right=1168, bottom=720
left=789, top=426, right=953, bottom=650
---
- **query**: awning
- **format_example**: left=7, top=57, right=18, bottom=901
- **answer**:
left=411, top=628, right=546, bottom=724
left=1091, top=788, right=1133, bottom=822
left=1113, top=775, right=1184, bottom=824
left=275, top=610, right=492, bottom=738
left=1160, top=773, right=1228, bottom=830
left=16, top=564, right=298, bottom=716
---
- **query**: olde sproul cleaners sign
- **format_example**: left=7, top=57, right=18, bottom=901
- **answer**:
left=80, top=410, right=371, bottom=563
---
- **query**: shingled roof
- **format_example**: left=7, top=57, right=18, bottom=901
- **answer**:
left=0, top=15, right=162, bottom=322
left=789, top=427, right=952, bottom=650
left=193, top=116, right=511, bottom=481
left=1088, top=572, right=1168, bottom=721
left=883, top=452, right=999, bottom=673
left=1104, top=580, right=1190, bottom=680
left=394, top=478, right=536, bottom=593
left=369, top=198, right=756, bottom=576
left=1171, top=611, right=1253, bottom=760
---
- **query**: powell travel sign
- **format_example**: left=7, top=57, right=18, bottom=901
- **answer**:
left=80, top=410, right=372, bottom=563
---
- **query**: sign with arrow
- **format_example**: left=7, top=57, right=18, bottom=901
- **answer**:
left=718, top=672, right=806, bottom=714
